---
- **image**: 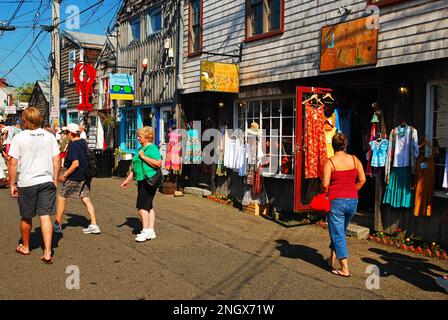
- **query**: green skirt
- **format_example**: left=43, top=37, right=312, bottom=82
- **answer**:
left=383, top=167, right=413, bottom=208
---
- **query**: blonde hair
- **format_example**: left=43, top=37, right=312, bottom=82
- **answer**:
left=137, top=126, right=155, bottom=143
left=22, top=107, right=42, bottom=130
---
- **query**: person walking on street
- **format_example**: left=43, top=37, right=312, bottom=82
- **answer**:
left=8, top=107, right=60, bottom=264
left=53, top=123, right=101, bottom=235
left=121, top=126, right=162, bottom=242
left=321, top=133, right=366, bottom=277
left=58, top=128, right=69, bottom=168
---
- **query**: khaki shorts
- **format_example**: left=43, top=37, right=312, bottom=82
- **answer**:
left=60, top=179, right=90, bottom=199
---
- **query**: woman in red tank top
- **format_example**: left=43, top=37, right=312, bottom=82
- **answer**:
left=322, top=133, right=366, bottom=277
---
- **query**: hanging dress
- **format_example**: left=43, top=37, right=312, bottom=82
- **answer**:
left=383, top=126, right=419, bottom=208
left=413, top=152, right=435, bottom=217
left=183, top=129, right=202, bottom=164
left=304, top=102, right=327, bottom=179
left=165, top=131, right=182, bottom=171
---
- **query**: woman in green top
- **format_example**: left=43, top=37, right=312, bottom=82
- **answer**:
left=121, top=126, right=162, bottom=242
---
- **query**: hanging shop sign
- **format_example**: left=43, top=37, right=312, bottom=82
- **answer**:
left=200, top=61, right=239, bottom=93
left=74, top=63, right=96, bottom=112
left=320, top=17, right=378, bottom=72
left=60, top=98, right=68, bottom=109
left=110, top=73, right=135, bottom=101
left=4, top=104, right=16, bottom=114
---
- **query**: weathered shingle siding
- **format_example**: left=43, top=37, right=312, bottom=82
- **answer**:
left=117, top=0, right=178, bottom=105
left=181, top=0, right=448, bottom=93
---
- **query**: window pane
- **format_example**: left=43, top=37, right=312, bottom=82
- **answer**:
left=282, top=117, right=294, bottom=136
left=262, top=100, right=270, bottom=118
left=130, top=17, right=140, bottom=42
left=268, top=0, right=281, bottom=31
left=272, top=99, right=280, bottom=117
left=271, top=118, right=280, bottom=136
left=251, top=1, right=263, bottom=35
left=124, top=110, right=137, bottom=151
left=148, top=6, right=162, bottom=35
left=282, top=98, right=294, bottom=117
left=253, top=101, right=260, bottom=121
left=261, top=118, right=270, bottom=135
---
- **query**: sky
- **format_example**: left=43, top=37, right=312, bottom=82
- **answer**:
left=0, top=0, right=122, bottom=87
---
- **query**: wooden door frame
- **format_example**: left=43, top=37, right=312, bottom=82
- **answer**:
left=294, top=86, right=333, bottom=212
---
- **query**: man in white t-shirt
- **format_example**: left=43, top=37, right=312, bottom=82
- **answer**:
left=8, top=107, right=60, bottom=264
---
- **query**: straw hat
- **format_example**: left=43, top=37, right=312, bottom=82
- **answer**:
left=247, top=122, right=259, bottom=135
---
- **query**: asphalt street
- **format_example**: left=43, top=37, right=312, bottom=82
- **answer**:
left=0, top=177, right=447, bottom=300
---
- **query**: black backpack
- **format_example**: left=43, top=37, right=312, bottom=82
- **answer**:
left=86, top=150, right=98, bottom=179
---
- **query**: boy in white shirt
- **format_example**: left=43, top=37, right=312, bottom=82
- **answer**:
left=8, top=107, right=60, bottom=264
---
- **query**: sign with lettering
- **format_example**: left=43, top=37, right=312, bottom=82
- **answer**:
left=5, top=104, right=16, bottom=114
left=320, top=17, right=378, bottom=72
left=110, top=73, right=135, bottom=101
left=200, top=61, right=239, bottom=93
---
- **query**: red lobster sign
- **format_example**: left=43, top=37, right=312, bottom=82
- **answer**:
left=73, top=63, right=96, bottom=112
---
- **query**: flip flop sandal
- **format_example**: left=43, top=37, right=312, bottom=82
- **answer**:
left=326, top=258, right=334, bottom=270
left=15, top=244, right=30, bottom=256
left=40, top=256, right=53, bottom=265
left=331, top=270, right=350, bottom=277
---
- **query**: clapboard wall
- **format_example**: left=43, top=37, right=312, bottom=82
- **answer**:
left=181, top=0, right=448, bottom=93
left=117, top=0, right=178, bottom=105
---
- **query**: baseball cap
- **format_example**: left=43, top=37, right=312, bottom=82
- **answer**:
left=66, top=123, right=80, bottom=134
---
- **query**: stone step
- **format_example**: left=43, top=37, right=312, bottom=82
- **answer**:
left=346, top=224, right=370, bottom=240
left=184, top=187, right=211, bottom=197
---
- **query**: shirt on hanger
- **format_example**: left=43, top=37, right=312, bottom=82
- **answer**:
left=369, top=139, right=388, bottom=167
left=392, top=126, right=419, bottom=168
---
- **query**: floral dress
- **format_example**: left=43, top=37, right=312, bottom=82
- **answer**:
left=304, top=103, right=327, bottom=179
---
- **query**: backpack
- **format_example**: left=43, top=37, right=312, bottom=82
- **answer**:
left=86, top=150, right=98, bottom=179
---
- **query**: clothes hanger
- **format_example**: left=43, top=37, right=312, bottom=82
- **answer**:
left=302, top=93, right=319, bottom=104
left=322, top=92, right=334, bottom=101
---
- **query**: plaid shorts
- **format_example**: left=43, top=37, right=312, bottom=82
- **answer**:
left=60, top=179, right=90, bottom=199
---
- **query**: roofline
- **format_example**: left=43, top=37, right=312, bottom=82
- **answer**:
left=62, top=31, right=106, bottom=49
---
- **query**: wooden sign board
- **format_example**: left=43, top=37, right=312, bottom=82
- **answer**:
left=200, top=61, right=239, bottom=93
left=320, top=17, right=378, bottom=72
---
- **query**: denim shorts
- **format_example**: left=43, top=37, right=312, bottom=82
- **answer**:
left=327, top=198, right=358, bottom=260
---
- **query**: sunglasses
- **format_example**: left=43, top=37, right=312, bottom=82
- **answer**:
left=112, top=85, right=133, bottom=93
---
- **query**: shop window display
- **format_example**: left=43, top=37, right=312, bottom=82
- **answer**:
left=236, top=98, right=295, bottom=177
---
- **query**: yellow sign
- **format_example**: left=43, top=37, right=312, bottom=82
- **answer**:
left=200, top=61, right=239, bottom=93
left=110, top=93, right=134, bottom=101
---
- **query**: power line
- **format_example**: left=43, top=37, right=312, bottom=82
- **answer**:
left=0, top=0, right=25, bottom=39
left=0, top=29, right=45, bottom=78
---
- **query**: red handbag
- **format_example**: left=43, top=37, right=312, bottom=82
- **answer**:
left=310, top=194, right=331, bottom=213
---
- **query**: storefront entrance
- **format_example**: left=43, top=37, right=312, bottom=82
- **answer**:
left=294, top=86, right=379, bottom=214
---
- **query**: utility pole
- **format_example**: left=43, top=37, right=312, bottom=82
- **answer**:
left=50, top=0, right=61, bottom=127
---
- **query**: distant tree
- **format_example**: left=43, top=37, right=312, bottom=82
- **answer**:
left=14, top=82, right=35, bottom=103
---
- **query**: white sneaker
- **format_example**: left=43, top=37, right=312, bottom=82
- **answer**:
left=148, top=230, right=156, bottom=240
left=83, top=224, right=101, bottom=234
left=135, top=230, right=156, bottom=242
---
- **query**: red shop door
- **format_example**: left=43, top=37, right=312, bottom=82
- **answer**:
left=294, top=86, right=333, bottom=212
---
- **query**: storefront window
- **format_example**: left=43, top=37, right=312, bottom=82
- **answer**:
left=68, top=111, right=79, bottom=124
left=236, top=97, right=295, bottom=177
left=123, top=109, right=137, bottom=151
left=427, top=83, right=448, bottom=196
